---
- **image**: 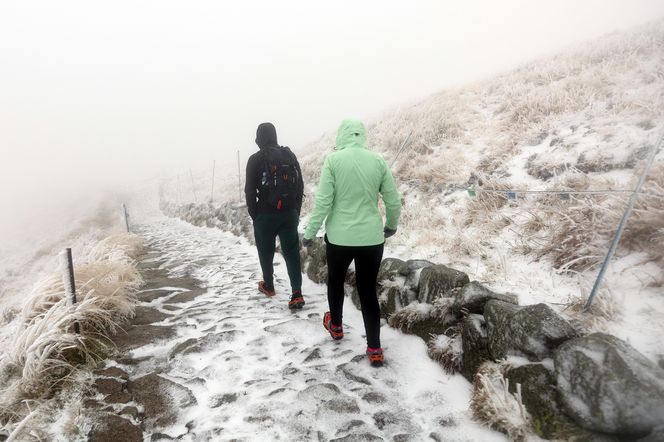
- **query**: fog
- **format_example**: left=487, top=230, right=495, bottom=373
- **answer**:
left=1, top=0, right=664, bottom=250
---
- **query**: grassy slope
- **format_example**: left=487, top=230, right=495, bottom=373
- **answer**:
left=296, top=20, right=664, bottom=360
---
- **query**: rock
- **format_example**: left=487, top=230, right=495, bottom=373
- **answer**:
left=349, top=285, right=362, bottom=310
left=638, top=426, right=664, bottom=442
left=209, top=393, right=238, bottom=408
left=554, top=333, right=664, bottom=437
left=88, top=414, right=142, bottom=442
left=405, top=259, right=434, bottom=291
left=378, top=286, right=401, bottom=319
left=418, top=265, right=469, bottom=304
left=167, top=288, right=207, bottom=304
left=451, top=281, right=518, bottom=315
left=110, top=325, right=177, bottom=351
left=305, top=237, right=328, bottom=284
left=168, top=330, right=241, bottom=359
left=132, top=306, right=171, bottom=325
left=327, top=398, right=361, bottom=414
left=84, top=399, right=102, bottom=409
left=337, top=420, right=368, bottom=434
left=138, top=290, right=176, bottom=303
left=373, top=411, right=403, bottom=430
left=460, top=314, right=491, bottom=381
left=304, top=348, right=322, bottom=363
left=94, top=367, right=129, bottom=380
left=140, top=275, right=201, bottom=293
left=128, top=373, right=197, bottom=427
left=485, top=301, right=576, bottom=360
left=377, top=258, right=409, bottom=283
left=330, top=434, right=383, bottom=442
left=94, top=378, right=124, bottom=395
left=119, top=406, right=139, bottom=419
left=362, top=392, right=386, bottom=404
left=505, top=364, right=574, bottom=440
left=105, top=392, right=132, bottom=404
left=298, top=383, right=359, bottom=415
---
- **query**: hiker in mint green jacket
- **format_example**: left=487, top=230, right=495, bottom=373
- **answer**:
left=303, top=119, right=401, bottom=367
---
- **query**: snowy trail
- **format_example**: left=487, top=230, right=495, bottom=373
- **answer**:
left=128, top=217, right=505, bottom=441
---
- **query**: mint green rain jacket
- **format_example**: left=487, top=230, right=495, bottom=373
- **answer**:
left=304, top=119, right=401, bottom=246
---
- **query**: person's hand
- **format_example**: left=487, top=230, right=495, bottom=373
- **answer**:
left=384, top=227, right=397, bottom=238
left=302, top=237, right=314, bottom=247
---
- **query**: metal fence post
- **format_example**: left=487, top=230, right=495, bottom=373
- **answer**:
left=60, top=248, right=80, bottom=334
left=584, top=129, right=663, bottom=311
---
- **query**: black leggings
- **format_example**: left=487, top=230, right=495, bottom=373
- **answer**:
left=326, top=238, right=384, bottom=348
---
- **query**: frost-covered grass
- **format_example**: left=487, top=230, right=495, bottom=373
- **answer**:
left=470, top=362, right=535, bottom=442
left=0, top=232, right=143, bottom=437
left=427, top=332, right=462, bottom=375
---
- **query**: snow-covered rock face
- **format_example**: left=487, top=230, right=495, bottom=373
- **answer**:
left=417, top=265, right=470, bottom=304
left=450, top=281, right=518, bottom=315
left=554, top=333, right=664, bottom=437
left=485, top=301, right=577, bottom=361
left=460, top=314, right=491, bottom=382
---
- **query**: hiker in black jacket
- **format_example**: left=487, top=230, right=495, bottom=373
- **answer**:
left=245, top=122, right=305, bottom=309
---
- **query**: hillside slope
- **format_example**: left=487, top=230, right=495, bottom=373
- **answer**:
left=295, top=20, right=664, bottom=360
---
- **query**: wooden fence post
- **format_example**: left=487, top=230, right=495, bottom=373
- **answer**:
left=60, top=248, right=80, bottom=334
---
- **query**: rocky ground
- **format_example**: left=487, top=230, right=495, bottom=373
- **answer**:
left=82, top=217, right=504, bottom=441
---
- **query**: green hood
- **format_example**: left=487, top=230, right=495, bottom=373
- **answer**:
left=305, top=119, right=401, bottom=246
left=335, top=119, right=367, bottom=150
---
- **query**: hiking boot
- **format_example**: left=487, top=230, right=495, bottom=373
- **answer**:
left=288, top=290, right=305, bottom=310
left=366, top=347, right=384, bottom=367
left=258, top=281, right=275, bottom=297
left=323, top=311, right=344, bottom=340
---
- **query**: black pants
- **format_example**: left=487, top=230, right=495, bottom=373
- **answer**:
left=253, top=210, right=302, bottom=293
left=326, top=238, right=384, bottom=348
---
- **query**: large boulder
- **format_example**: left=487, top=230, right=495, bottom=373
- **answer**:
left=554, top=333, right=664, bottom=437
left=418, top=265, right=469, bottom=304
left=485, top=301, right=576, bottom=361
left=460, top=314, right=491, bottom=382
left=405, top=259, right=434, bottom=291
left=451, top=281, right=518, bottom=315
left=304, top=237, right=327, bottom=284
left=504, top=364, right=596, bottom=440
left=377, top=258, right=409, bottom=283
left=377, top=285, right=401, bottom=319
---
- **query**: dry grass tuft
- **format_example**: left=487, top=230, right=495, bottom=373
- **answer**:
left=0, top=233, right=143, bottom=432
left=563, top=287, right=621, bottom=333
left=622, top=162, right=664, bottom=267
left=470, top=362, right=534, bottom=442
left=426, top=329, right=462, bottom=374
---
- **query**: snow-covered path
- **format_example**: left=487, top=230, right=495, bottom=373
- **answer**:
left=129, top=217, right=505, bottom=441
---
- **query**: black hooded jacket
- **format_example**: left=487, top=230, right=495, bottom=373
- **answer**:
left=245, top=123, right=304, bottom=220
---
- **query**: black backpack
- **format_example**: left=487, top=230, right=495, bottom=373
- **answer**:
left=261, top=146, right=299, bottom=210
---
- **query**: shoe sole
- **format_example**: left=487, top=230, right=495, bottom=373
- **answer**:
left=323, top=313, right=344, bottom=340
left=288, top=299, right=305, bottom=310
left=370, top=359, right=384, bottom=367
left=258, top=283, right=275, bottom=297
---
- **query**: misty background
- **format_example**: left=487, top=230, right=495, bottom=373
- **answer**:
left=2, top=0, right=664, bottom=252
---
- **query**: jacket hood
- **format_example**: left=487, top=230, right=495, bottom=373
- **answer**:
left=255, top=122, right=279, bottom=149
left=335, top=119, right=366, bottom=150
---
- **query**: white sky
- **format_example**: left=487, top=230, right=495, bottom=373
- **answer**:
left=1, top=0, right=663, bottom=246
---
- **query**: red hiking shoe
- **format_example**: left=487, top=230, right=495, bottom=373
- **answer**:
left=323, top=312, right=344, bottom=340
left=366, top=347, right=384, bottom=367
left=288, top=291, right=305, bottom=310
left=258, top=281, right=275, bottom=297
